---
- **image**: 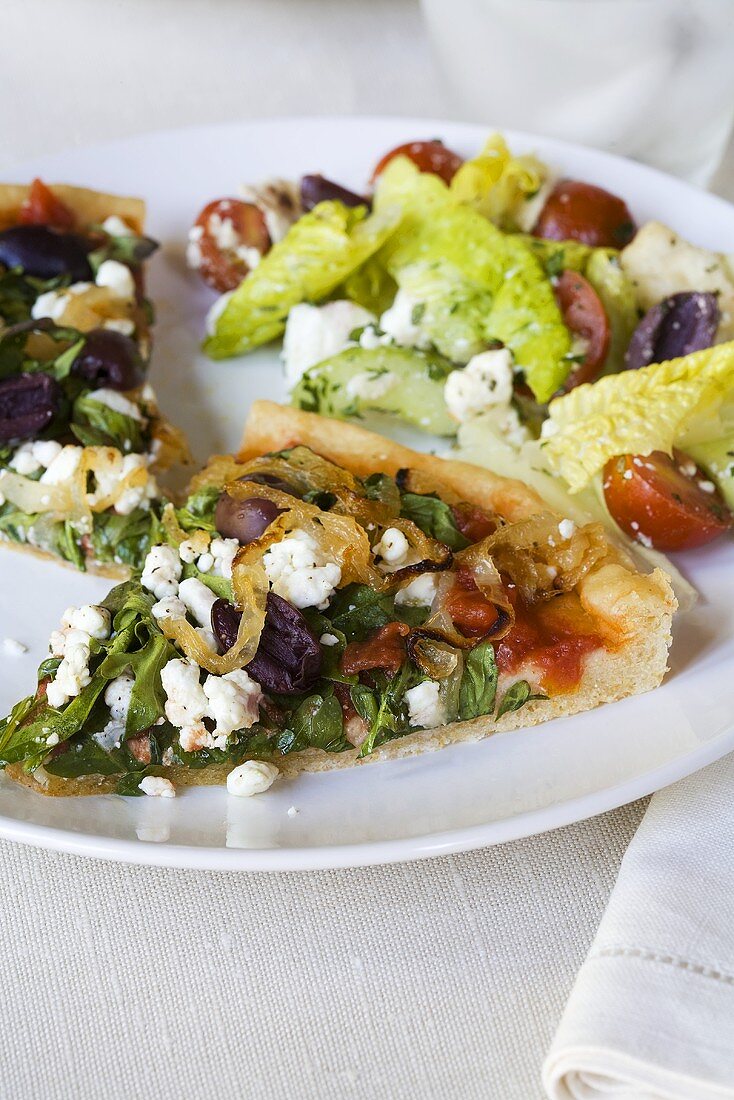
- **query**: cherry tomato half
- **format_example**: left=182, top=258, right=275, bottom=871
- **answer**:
left=554, top=269, right=610, bottom=390
left=371, top=140, right=464, bottom=185
left=19, top=178, right=76, bottom=230
left=534, top=180, right=635, bottom=248
left=189, top=198, right=271, bottom=293
left=602, top=450, right=732, bottom=552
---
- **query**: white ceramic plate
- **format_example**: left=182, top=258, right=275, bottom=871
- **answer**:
left=1, top=117, right=733, bottom=871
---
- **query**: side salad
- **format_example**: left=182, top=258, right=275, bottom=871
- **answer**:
left=189, top=134, right=734, bottom=557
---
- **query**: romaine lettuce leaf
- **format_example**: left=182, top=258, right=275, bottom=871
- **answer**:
left=584, top=250, right=639, bottom=375
left=449, top=133, right=548, bottom=231
left=204, top=200, right=401, bottom=359
left=374, top=158, right=571, bottom=401
left=542, top=342, right=734, bottom=491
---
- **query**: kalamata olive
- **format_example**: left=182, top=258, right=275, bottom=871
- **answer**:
left=0, top=372, right=63, bottom=442
left=300, top=175, right=368, bottom=212
left=71, top=329, right=144, bottom=391
left=625, top=292, right=720, bottom=371
left=0, top=225, right=92, bottom=281
left=214, top=492, right=282, bottom=543
left=211, top=593, right=321, bottom=694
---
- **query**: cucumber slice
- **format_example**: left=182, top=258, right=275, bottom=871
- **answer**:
left=688, top=437, right=734, bottom=510
left=291, top=346, right=457, bottom=436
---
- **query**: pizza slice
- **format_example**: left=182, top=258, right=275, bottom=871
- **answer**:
left=0, top=403, right=675, bottom=797
left=0, top=181, right=189, bottom=575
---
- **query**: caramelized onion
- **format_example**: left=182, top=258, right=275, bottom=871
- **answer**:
left=462, top=512, right=608, bottom=600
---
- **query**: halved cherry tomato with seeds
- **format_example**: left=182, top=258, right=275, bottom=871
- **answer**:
left=19, top=179, right=75, bottom=230
left=189, top=198, right=271, bottom=293
left=534, top=180, right=635, bottom=248
left=554, top=270, right=610, bottom=390
left=603, top=450, right=732, bottom=552
left=371, top=140, right=464, bottom=185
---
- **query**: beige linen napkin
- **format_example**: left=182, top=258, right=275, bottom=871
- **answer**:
left=543, top=755, right=734, bottom=1100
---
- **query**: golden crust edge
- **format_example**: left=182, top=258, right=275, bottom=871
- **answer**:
left=0, top=183, right=145, bottom=234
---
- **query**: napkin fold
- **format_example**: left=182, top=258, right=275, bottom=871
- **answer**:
left=543, top=754, right=734, bottom=1100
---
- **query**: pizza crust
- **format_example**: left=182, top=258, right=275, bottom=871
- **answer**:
left=10, top=404, right=676, bottom=796
left=0, top=183, right=145, bottom=233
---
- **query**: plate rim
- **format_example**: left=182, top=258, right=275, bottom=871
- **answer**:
left=2, top=113, right=733, bottom=871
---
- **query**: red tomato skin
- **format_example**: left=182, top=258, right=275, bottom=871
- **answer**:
left=371, top=140, right=464, bottom=184
left=554, top=269, right=610, bottom=390
left=191, top=198, right=270, bottom=293
left=19, top=178, right=76, bottom=229
left=603, top=451, right=732, bottom=552
left=534, top=179, right=635, bottom=248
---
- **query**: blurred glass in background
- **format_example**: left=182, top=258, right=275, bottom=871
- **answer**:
left=421, top=0, right=734, bottom=184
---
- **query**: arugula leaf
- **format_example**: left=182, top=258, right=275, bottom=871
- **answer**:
left=44, top=737, right=124, bottom=778
left=496, top=680, right=547, bottom=717
left=71, top=392, right=145, bottom=452
left=458, top=641, right=498, bottom=720
left=400, top=492, right=469, bottom=550
left=87, top=233, right=158, bottom=272
left=326, top=583, right=395, bottom=642
left=358, top=664, right=413, bottom=757
left=175, top=485, right=221, bottom=533
left=89, top=507, right=161, bottom=572
left=290, top=693, right=350, bottom=753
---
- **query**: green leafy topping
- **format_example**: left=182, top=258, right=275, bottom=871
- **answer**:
left=289, top=692, right=350, bottom=753
left=496, top=680, right=547, bottom=717
left=326, top=583, right=395, bottom=642
left=399, top=492, right=469, bottom=550
left=71, top=392, right=145, bottom=451
left=458, top=641, right=498, bottom=720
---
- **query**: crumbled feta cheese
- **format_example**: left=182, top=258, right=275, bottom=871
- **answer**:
left=287, top=805, right=299, bottom=818
left=40, top=445, right=83, bottom=485
left=203, top=669, right=263, bottom=740
left=444, top=347, right=514, bottom=423
left=196, top=551, right=214, bottom=574
left=9, top=443, right=42, bottom=476
left=141, top=545, right=182, bottom=600
left=46, top=632, right=92, bottom=709
left=345, top=370, right=396, bottom=401
left=320, top=633, right=339, bottom=647
left=379, top=290, right=431, bottom=349
left=33, top=440, right=64, bottom=468
left=178, top=577, right=217, bottom=628
left=394, top=573, right=438, bottom=608
left=178, top=539, right=199, bottom=564
left=102, top=317, right=136, bottom=336
left=405, top=680, right=446, bottom=730
left=239, top=178, right=301, bottom=243
left=358, top=324, right=391, bottom=350
left=698, top=480, right=716, bottom=493
left=210, top=538, right=239, bottom=579
left=46, top=731, right=59, bottom=747
left=178, top=721, right=213, bottom=753
left=208, top=212, right=240, bottom=252
left=205, top=290, right=235, bottom=336
left=62, top=604, right=111, bottom=640
left=87, top=388, right=144, bottom=422
left=102, top=214, right=134, bottom=237
left=139, top=776, right=176, bottom=798
left=262, top=528, right=341, bottom=609
left=282, top=300, right=376, bottom=387
left=558, top=519, right=576, bottom=540
left=96, top=259, right=135, bottom=300
left=160, top=658, right=208, bottom=728
left=226, top=759, right=279, bottom=797
left=2, top=637, right=28, bottom=656
left=373, top=527, right=410, bottom=565
left=104, top=672, right=135, bottom=723
left=31, top=288, right=72, bottom=321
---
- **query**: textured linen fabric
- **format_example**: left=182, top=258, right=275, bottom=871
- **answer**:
left=0, top=804, right=643, bottom=1100
left=544, top=757, right=734, bottom=1100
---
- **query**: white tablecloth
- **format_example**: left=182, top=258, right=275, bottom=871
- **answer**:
left=0, top=3, right=731, bottom=1096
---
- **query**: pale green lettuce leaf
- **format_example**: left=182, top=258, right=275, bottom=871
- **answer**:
left=449, top=132, right=549, bottom=230
left=374, top=158, right=571, bottom=401
left=542, top=342, right=734, bottom=492
left=584, top=250, right=639, bottom=375
left=204, top=201, right=401, bottom=359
